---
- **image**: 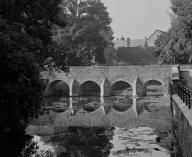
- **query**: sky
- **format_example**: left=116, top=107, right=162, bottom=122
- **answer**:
left=102, top=0, right=171, bottom=39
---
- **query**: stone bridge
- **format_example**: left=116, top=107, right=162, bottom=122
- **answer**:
left=42, top=65, right=179, bottom=97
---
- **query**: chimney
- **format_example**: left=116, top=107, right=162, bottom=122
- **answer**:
left=127, top=38, right=130, bottom=47
left=144, top=37, right=148, bottom=49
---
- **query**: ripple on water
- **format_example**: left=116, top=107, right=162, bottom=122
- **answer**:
left=110, top=127, right=170, bottom=157
left=25, top=96, right=180, bottom=157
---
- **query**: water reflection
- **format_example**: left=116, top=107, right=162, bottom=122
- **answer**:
left=24, top=96, right=181, bottom=157
left=28, top=97, right=145, bottom=133
left=45, top=96, right=144, bottom=116
left=23, top=127, right=114, bottom=157
left=111, top=127, right=171, bottom=157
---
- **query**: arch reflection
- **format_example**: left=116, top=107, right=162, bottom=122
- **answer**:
left=27, top=97, right=148, bottom=137
left=43, top=97, right=146, bottom=116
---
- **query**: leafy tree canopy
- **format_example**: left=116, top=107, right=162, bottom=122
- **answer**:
left=0, top=20, right=44, bottom=131
left=0, top=0, right=67, bottom=132
left=0, top=0, right=68, bottom=69
left=155, top=0, right=192, bottom=64
left=54, top=0, right=113, bottom=66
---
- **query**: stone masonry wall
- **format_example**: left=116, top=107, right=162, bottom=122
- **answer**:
left=42, top=65, right=176, bottom=96
left=43, top=65, right=173, bottom=84
left=172, top=95, right=192, bottom=157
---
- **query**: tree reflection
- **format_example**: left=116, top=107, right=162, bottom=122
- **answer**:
left=0, top=130, right=54, bottom=157
left=51, top=127, right=114, bottom=157
left=17, top=127, right=114, bottom=157
left=0, top=130, right=32, bottom=157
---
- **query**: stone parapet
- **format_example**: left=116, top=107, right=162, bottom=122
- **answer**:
left=172, top=94, right=192, bottom=157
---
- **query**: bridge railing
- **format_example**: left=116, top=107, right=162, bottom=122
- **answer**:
left=177, top=82, right=192, bottom=109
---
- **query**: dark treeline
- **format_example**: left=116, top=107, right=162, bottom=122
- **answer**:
left=0, top=0, right=112, bottom=149
left=0, top=1, right=67, bottom=156
left=0, top=0, right=113, bottom=156
left=0, top=0, right=66, bottom=134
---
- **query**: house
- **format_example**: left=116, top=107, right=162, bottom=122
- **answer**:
left=113, top=37, right=130, bottom=49
left=113, top=37, right=147, bottom=49
left=147, top=30, right=165, bottom=47
left=113, top=29, right=165, bottom=49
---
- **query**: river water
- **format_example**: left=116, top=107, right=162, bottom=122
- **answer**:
left=21, top=95, right=182, bottom=157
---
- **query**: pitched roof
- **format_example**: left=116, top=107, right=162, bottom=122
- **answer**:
left=148, top=29, right=165, bottom=40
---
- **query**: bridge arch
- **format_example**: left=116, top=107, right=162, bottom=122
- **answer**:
left=143, top=79, right=164, bottom=96
left=46, top=80, right=70, bottom=97
left=80, top=81, right=101, bottom=96
left=111, top=81, right=133, bottom=96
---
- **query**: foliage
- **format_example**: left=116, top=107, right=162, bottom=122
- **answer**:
left=0, top=0, right=66, bottom=132
left=54, top=0, right=113, bottom=65
left=0, top=20, right=45, bottom=131
left=115, top=47, right=157, bottom=65
left=155, top=0, right=192, bottom=64
left=18, top=127, right=114, bottom=157
left=0, top=0, right=67, bottom=69
left=154, top=29, right=172, bottom=63
left=0, top=130, right=32, bottom=157
left=50, top=127, right=113, bottom=157
left=103, top=44, right=116, bottom=65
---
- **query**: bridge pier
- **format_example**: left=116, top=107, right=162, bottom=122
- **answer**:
left=101, top=78, right=111, bottom=97
left=70, top=79, right=80, bottom=97
left=132, top=98, right=138, bottom=116
left=133, top=77, right=145, bottom=97
left=163, top=81, right=170, bottom=97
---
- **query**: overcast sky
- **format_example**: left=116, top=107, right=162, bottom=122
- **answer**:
left=102, top=0, right=171, bottom=39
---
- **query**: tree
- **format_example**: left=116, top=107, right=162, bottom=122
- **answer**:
left=0, top=0, right=67, bottom=69
left=155, top=30, right=171, bottom=62
left=0, top=20, right=44, bottom=131
left=0, top=0, right=67, bottom=132
left=54, top=0, right=113, bottom=66
left=155, top=0, right=192, bottom=64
